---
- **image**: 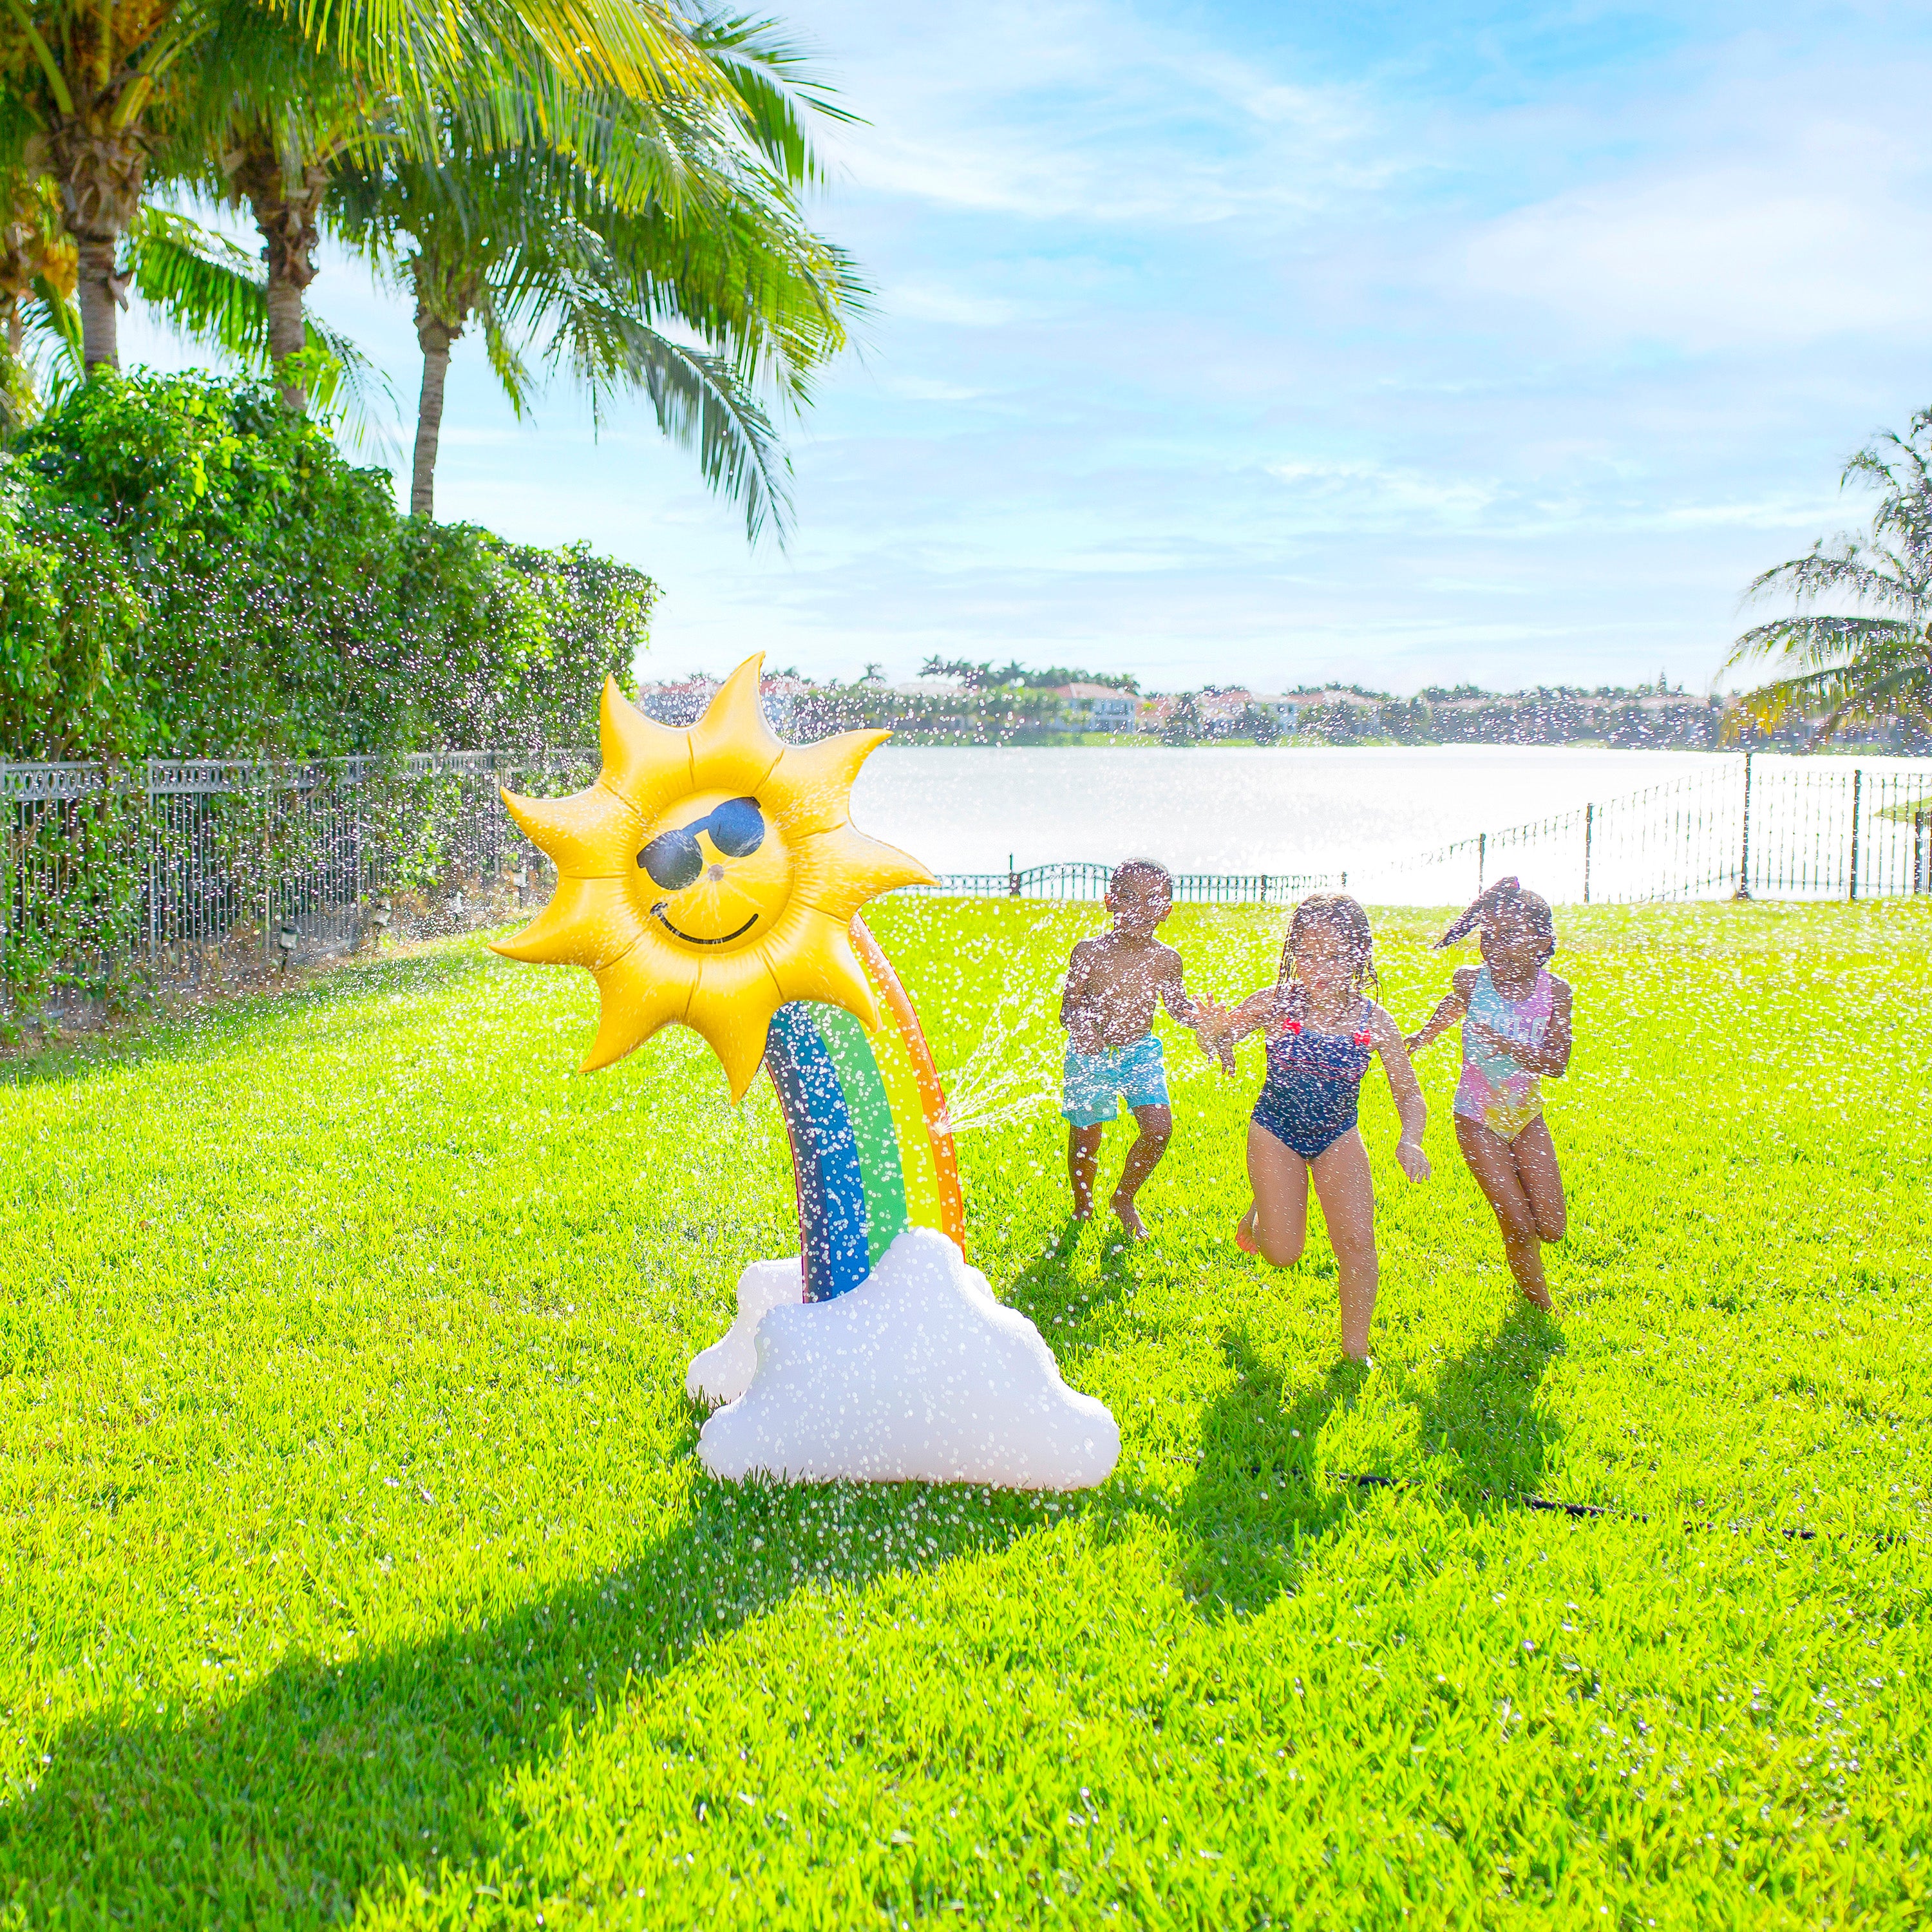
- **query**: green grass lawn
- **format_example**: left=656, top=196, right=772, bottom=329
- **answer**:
left=1, top=899, right=1927, bottom=1928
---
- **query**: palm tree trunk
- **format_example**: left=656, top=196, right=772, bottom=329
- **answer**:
left=73, top=237, right=120, bottom=368
left=412, top=319, right=458, bottom=518
left=48, top=124, right=147, bottom=371
left=234, top=147, right=328, bottom=410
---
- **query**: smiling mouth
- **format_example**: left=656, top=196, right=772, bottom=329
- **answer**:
left=654, top=907, right=760, bottom=945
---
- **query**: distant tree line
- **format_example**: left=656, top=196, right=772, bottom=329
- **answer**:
left=709, top=676, right=1921, bottom=750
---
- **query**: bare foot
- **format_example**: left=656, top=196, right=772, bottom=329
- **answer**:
left=1072, top=1198, right=1094, bottom=1223
left=1111, top=1191, right=1148, bottom=1240
left=1521, top=1283, right=1554, bottom=1311
left=1235, top=1206, right=1259, bottom=1255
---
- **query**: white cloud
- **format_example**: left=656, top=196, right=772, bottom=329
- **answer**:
left=884, top=281, right=1025, bottom=328
left=692, top=1229, right=1120, bottom=1490
left=880, top=375, right=993, bottom=402
left=1459, top=113, right=1932, bottom=349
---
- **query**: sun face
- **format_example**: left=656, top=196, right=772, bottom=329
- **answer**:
left=493, top=656, right=933, bottom=1097
left=636, top=789, right=793, bottom=949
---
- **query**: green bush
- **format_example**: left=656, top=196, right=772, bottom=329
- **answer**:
left=1, top=371, right=654, bottom=760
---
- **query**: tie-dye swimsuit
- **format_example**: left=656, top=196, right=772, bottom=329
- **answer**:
left=1454, top=965, right=1552, bottom=1143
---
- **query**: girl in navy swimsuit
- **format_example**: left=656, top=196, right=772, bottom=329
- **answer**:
left=1202, top=895, right=1429, bottom=1363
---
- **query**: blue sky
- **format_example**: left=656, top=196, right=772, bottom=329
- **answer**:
left=127, top=1, right=1932, bottom=694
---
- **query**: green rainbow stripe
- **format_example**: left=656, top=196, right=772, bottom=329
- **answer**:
left=817, top=1007, right=910, bottom=1266
left=866, top=1014, right=945, bottom=1233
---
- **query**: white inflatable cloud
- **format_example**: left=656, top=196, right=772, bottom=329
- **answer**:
left=692, top=1228, right=1119, bottom=1491
left=686, top=1257, right=802, bottom=1407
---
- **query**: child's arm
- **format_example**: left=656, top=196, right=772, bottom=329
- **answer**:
left=1468, top=976, right=1573, bottom=1077
left=1198, top=986, right=1277, bottom=1050
left=1370, top=1005, right=1430, bottom=1182
left=1157, top=949, right=1234, bottom=1066
left=1405, top=965, right=1478, bottom=1054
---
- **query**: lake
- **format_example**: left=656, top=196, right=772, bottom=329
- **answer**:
left=849, top=745, right=1738, bottom=878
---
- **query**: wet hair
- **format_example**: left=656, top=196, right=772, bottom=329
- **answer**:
left=1108, top=858, right=1172, bottom=897
left=1436, top=875, right=1556, bottom=958
left=1278, top=892, right=1380, bottom=996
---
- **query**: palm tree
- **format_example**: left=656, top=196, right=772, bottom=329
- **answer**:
left=332, top=124, right=857, bottom=529
left=0, top=0, right=732, bottom=372
left=0, top=167, right=76, bottom=421
left=1728, top=413, right=1932, bottom=744
left=123, top=205, right=391, bottom=442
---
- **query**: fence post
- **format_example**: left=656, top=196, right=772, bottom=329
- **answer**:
left=1008, top=852, right=1019, bottom=898
left=1848, top=768, right=1862, bottom=901
left=1477, top=831, right=1486, bottom=891
left=1916, top=810, right=1926, bottom=895
left=1582, top=802, right=1594, bottom=905
left=1734, top=751, right=1752, bottom=900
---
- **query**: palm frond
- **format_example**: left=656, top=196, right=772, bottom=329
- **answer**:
left=126, top=208, right=274, bottom=363
left=1725, top=612, right=1927, bottom=673
left=1732, top=414, right=1932, bottom=742
left=548, top=312, right=790, bottom=544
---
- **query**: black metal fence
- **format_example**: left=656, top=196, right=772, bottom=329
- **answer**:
left=911, top=862, right=1340, bottom=904
left=3, top=752, right=594, bottom=1020
left=7, top=748, right=1928, bottom=1028
left=1385, top=753, right=1932, bottom=905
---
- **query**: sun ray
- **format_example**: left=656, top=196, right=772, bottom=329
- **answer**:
left=687, top=949, right=789, bottom=1099
left=768, top=730, right=893, bottom=837
left=792, top=825, right=934, bottom=921
left=688, top=654, right=788, bottom=798
left=501, top=784, right=643, bottom=878
left=582, top=942, right=694, bottom=1072
left=490, top=876, right=643, bottom=969
left=598, top=677, right=698, bottom=821
left=772, top=908, right=880, bottom=1027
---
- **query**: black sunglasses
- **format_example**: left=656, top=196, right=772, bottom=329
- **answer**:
left=638, top=797, right=766, bottom=892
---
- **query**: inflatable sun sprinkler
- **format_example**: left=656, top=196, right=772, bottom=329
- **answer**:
left=495, top=656, right=1118, bottom=1490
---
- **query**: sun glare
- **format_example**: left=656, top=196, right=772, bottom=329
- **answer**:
left=493, top=656, right=933, bottom=1095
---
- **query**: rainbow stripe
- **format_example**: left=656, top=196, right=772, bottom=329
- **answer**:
left=762, top=916, right=964, bottom=1301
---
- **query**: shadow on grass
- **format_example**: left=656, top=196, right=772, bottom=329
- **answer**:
left=1412, top=1299, right=1567, bottom=1508
left=1171, top=1331, right=1360, bottom=1617
left=0, top=1477, right=1039, bottom=1917
left=1, top=937, right=510, bottom=1094
left=1171, top=1299, right=1567, bottom=1621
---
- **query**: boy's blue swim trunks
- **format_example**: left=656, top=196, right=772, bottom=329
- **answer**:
left=1062, top=1034, right=1169, bottom=1127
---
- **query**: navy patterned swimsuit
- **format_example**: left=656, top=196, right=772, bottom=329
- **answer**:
left=1251, top=991, right=1375, bottom=1160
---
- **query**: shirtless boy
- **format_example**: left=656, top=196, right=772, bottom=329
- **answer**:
left=1059, top=860, right=1226, bottom=1238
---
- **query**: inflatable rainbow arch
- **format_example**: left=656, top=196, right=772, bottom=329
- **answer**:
left=767, top=918, right=965, bottom=1302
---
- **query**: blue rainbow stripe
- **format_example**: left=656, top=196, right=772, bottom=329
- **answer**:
left=764, top=1004, right=871, bottom=1296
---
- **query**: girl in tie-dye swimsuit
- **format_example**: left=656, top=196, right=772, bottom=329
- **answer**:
left=1408, top=878, right=1573, bottom=1310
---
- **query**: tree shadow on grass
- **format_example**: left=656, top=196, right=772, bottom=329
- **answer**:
left=0, top=1475, right=1036, bottom=1918
left=2, top=938, right=509, bottom=1094
left=1169, top=1300, right=1568, bottom=1622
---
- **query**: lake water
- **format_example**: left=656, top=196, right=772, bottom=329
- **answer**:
left=849, top=745, right=1739, bottom=878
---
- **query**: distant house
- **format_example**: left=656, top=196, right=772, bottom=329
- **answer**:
left=1055, top=682, right=1137, bottom=729
left=1195, top=689, right=1254, bottom=730
left=1247, top=694, right=1301, bottom=730
left=1294, top=688, right=1380, bottom=712
left=891, top=676, right=967, bottom=699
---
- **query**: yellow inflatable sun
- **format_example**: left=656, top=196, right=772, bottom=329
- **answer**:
left=493, top=655, right=932, bottom=1097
